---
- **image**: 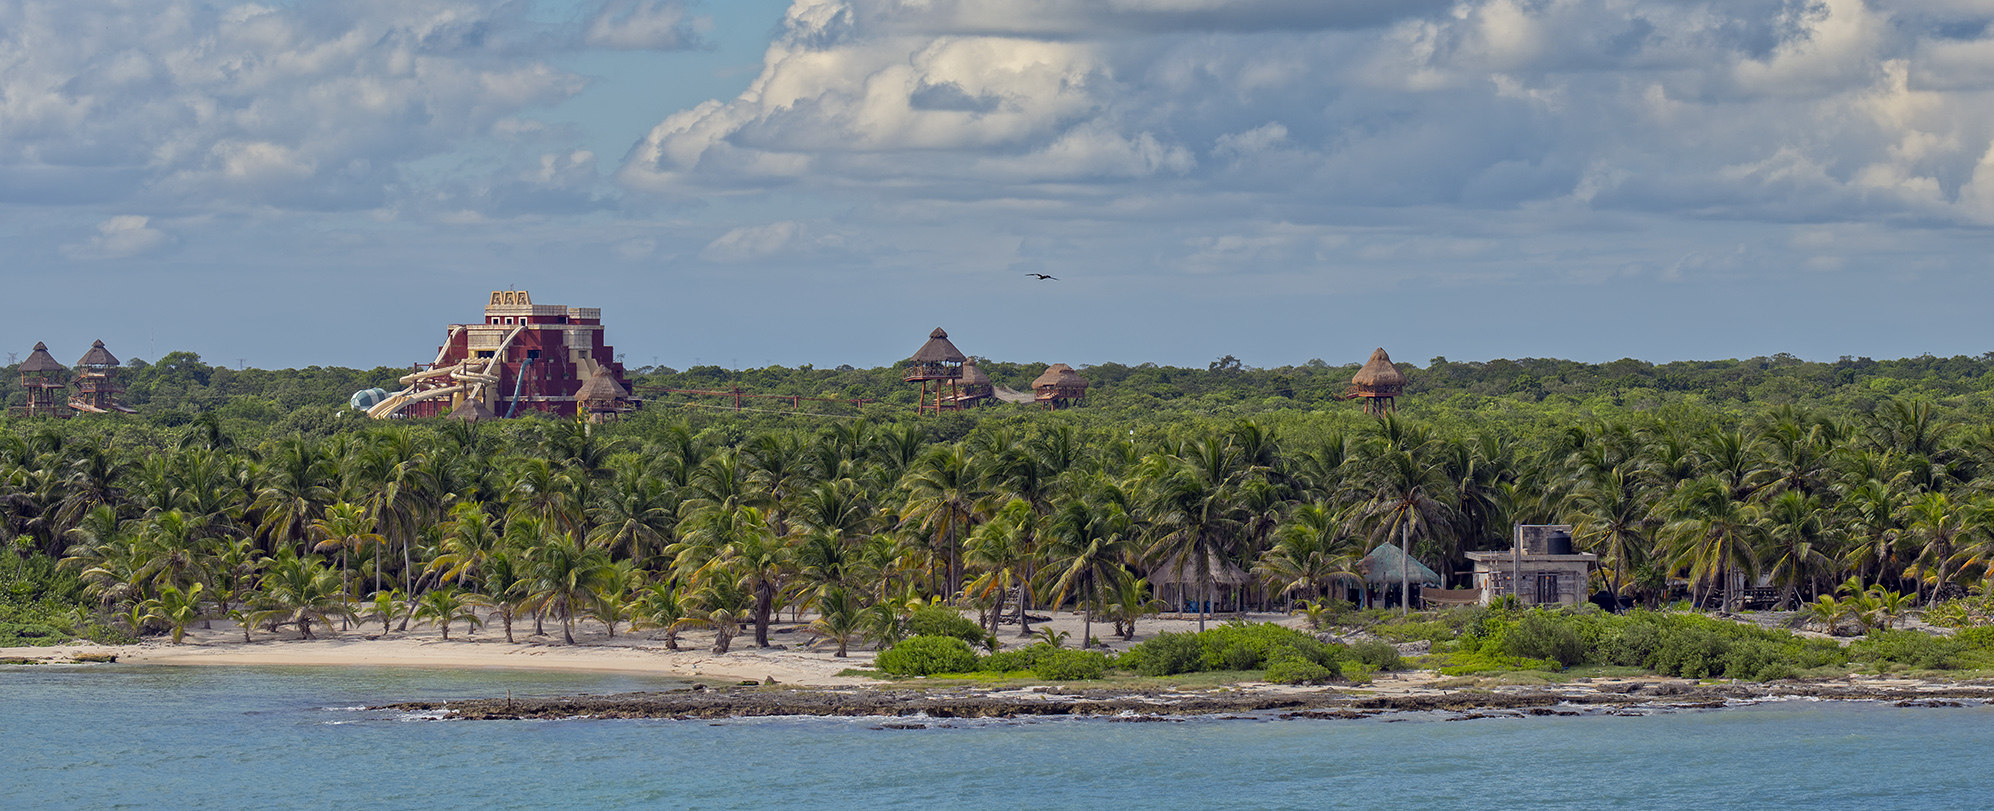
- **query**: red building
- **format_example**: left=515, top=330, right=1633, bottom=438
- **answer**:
left=364, top=290, right=637, bottom=420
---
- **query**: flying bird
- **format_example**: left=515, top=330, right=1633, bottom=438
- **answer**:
left=1026, top=273, right=1058, bottom=280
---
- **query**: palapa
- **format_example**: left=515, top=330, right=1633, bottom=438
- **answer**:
left=1358, top=544, right=1441, bottom=587
left=77, top=339, right=120, bottom=368
left=575, top=365, right=629, bottom=403
left=1031, top=363, right=1088, bottom=391
left=909, top=327, right=967, bottom=364
left=958, top=359, right=992, bottom=386
left=446, top=398, right=499, bottom=422
left=18, top=342, right=65, bottom=373
left=1349, top=348, right=1405, bottom=389
left=1146, top=551, right=1252, bottom=587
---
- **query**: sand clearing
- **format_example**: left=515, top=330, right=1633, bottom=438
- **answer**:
left=2, top=610, right=1309, bottom=686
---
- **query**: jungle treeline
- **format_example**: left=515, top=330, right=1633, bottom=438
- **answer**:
left=8, top=368, right=1994, bottom=648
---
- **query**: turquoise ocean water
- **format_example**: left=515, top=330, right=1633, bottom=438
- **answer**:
left=6, top=665, right=1990, bottom=810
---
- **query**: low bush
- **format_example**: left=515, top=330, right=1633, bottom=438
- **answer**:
left=977, top=643, right=1058, bottom=674
left=1120, top=631, right=1205, bottom=676
left=1347, top=640, right=1404, bottom=672
left=1502, top=611, right=1589, bottom=668
left=875, top=635, right=978, bottom=676
left=1850, top=630, right=1965, bottom=671
left=1371, top=620, right=1454, bottom=645
left=906, top=606, right=990, bottom=647
left=1265, top=656, right=1335, bottom=685
left=1032, top=649, right=1111, bottom=680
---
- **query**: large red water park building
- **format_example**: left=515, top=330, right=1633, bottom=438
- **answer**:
left=357, top=290, right=637, bottom=420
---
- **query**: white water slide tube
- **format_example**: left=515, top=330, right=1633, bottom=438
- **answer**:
left=366, top=325, right=522, bottom=419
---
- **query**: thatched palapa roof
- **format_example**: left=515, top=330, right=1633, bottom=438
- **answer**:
left=447, top=398, right=499, bottom=422
left=77, top=340, right=119, bottom=368
left=1359, top=544, right=1441, bottom=586
left=958, top=359, right=992, bottom=385
left=910, top=327, right=967, bottom=364
left=1032, top=363, right=1087, bottom=390
left=19, top=342, right=65, bottom=373
left=1350, top=348, right=1404, bottom=388
left=575, top=365, right=628, bottom=403
left=1147, top=551, right=1251, bottom=586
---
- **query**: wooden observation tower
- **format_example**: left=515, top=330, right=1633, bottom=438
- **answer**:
left=16, top=342, right=71, bottom=418
left=904, top=327, right=966, bottom=415
left=1348, top=348, right=1405, bottom=416
left=70, top=340, right=135, bottom=414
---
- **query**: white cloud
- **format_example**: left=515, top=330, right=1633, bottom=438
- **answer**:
left=700, top=221, right=802, bottom=262
left=61, top=215, right=174, bottom=260
left=585, top=0, right=704, bottom=50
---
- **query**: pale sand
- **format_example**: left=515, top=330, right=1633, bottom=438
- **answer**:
left=2, top=610, right=1310, bottom=687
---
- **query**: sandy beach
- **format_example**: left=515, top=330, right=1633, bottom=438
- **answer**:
left=0, top=610, right=1302, bottom=687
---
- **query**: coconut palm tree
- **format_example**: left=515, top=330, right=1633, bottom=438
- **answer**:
left=1257, top=503, right=1361, bottom=605
left=1662, top=476, right=1764, bottom=612
left=1899, top=491, right=1975, bottom=603
left=1760, top=490, right=1837, bottom=608
left=310, top=501, right=379, bottom=615
left=632, top=583, right=690, bottom=650
left=1099, top=567, right=1168, bottom=641
left=521, top=533, right=617, bottom=644
left=255, top=552, right=355, bottom=639
left=413, top=587, right=484, bottom=640
left=1360, top=447, right=1454, bottom=615
left=1562, top=467, right=1656, bottom=599
left=678, top=572, right=751, bottom=654
left=429, top=502, right=503, bottom=590
left=1045, top=497, right=1132, bottom=648
left=140, top=583, right=206, bottom=644
left=806, top=587, right=866, bottom=657
left=965, top=499, right=1037, bottom=635
left=901, top=445, right=985, bottom=597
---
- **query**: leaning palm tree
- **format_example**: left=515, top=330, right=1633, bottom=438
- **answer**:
left=965, top=499, right=1037, bottom=636
left=631, top=583, right=690, bottom=650
left=677, top=572, right=751, bottom=654
left=1045, top=497, right=1132, bottom=648
left=1099, top=567, right=1169, bottom=641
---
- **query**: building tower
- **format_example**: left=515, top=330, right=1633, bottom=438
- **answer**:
left=360, top=290, right=637, bottom=420
left=1348, top=347, right=1405, bottom=416
left=1032, top=363, right=1088, bottom=409
left=575, top=365, right=633, bottom=423
left=71, top=340, right=135, bottom=414
left=16, top=342, right=71, bottom=418
left=904, top=327, right=966, bottom=415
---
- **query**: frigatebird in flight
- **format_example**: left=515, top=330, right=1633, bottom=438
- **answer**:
left=1026, top=273, right=1058, bottom=280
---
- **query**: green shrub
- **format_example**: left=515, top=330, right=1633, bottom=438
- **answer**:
left=1850, top=630, right=1965, bottom=670
left=906, top=606, right=989, bottom=646
left=1371, top=620, right=1453, bottom=644
left=1265, top=655, right=1336, bottom=685
left=1197, top=622, right=1339, bottom=672
left=875, top=635, right=978, bottom=676
left=977, top=643, right=1058, bottom=673
left=1502, top=611, right=1589, bottom=668
left=1347, top=640, right=1405, bottom=671
left=1032, top=649, right=1110, bottom=680
left=1121, top=631, right=1204, bottom=676
left=1952, top=626, right=1994, bottom=650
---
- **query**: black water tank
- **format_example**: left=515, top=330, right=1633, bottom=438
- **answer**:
left=1546, top=530, right=1574, bottom=556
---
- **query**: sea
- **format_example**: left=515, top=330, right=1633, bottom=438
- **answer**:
left=5, top=664, right=1990, bottom=810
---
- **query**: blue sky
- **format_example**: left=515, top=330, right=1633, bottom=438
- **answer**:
left=5, top=0, right=1994, bottom=372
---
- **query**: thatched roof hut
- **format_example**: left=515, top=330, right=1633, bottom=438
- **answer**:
left=910, top=327, right=966, bottom=365
left=1147, top=551, right=1252, bottom=587
left=1359, top=544, right=1441, bottom=587
left=1350, top=348, right=1404, bottom=391
left=1032, top=363, right=1088, bottom=408
left=575, top=365, right=629, bottom=404
left=77, top=339, right=120, bottom=368
left=446, top=398, right=499, bottom=422
left=957, top=359, right=993, bottom=399
left=19, top=342, right=65, bottom=373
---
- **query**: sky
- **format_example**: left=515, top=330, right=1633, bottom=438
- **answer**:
left=5, top=0, right=1994, bottom=372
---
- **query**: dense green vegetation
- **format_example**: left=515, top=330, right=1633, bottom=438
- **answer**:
left=9, top=346, right=1994, bottom=672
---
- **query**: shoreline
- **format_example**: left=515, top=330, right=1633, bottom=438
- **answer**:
left=383, top=679, right=1994, bottom=721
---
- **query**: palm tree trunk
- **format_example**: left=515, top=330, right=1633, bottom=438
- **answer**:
left=1015, top=583, right=1033, bottom=638
left=1399, top=519, right=1411, bottom=616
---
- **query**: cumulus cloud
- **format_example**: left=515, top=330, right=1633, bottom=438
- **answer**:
left=0, top=0, right=703, bottom=216
left=61, top=215, right=174, bottom=260
left=621, top=0, right=1994, bottom=237
left=700, top=221, right=803, bottom=262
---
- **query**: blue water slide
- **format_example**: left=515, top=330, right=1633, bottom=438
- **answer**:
left=505, top=357, right=533, bottom=418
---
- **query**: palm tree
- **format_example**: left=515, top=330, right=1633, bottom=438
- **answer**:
left=1760, top=490, right=1837, bottom=608
left=521, top=533, right=617, bottom=644
left=361, top=590, right=405, bottom=636
left=1099, top=567, right=1168, bottom=640
left=1257, top=503, right=1361, bottom=605
left=429, top=503, right=502, bottom=590
left=1899, top=491, right=1974, bottom=603
left=678, top=572, right=751, bottom=654
left=251, top=439, right=334, bottom=555
left=1138, top=441, right=1249, bottom=631
left=807, top=587, right=866, bottom=657
left=632, top=583, right=690, bottom=650
left=901, top=445, right=985, bottom=598
left=1045, top=497, right=1132, bottom=648
left=310, top=501, right=379, bottom=614
left=965, top=499, right=1037, bottom=635
left=255, top=552, right=355, bottom=639
left=674, top=504, right=793, bottom=648
left=586, top=464, right=678, bottom=564
left=1661, top=476, right=1764, bottom=612
left=1563, top=467, right=1655, bottom=600
left=141, top=583, right=206, bottom=644
left=413, top=587, right=484, bottom=640
left=1360, top=447, right=1454, bottom=615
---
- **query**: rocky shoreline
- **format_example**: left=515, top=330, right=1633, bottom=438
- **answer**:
left=380, top=679, right=1994, bottom=722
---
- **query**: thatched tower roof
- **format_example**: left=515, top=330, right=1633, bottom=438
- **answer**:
left=959, top=359, right=991, bottom=385
left=1032, top=363, right=1087, bottom=390
left=77, top=340, right=119, bottom=368
left=19, top=342, right=65, bottom=373
left=1359, top=544, right=1441, bottom=586
left=1350, top=348, right=1404, bottom=388
left=446, top=398, right=499, bottom=422
left=1147, top=551, right=1251, bottom=586
left=910, top=328, right=967, bottom=364
left=575, top=365, right=628, bottom=403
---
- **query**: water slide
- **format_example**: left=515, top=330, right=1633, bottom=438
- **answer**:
left=364, top=325, right=520, bottom=419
